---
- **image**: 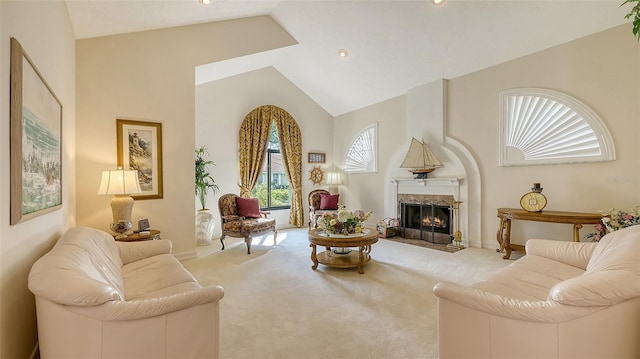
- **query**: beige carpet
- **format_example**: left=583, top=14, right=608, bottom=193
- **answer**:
left=182, top=228, right=514, bottom=359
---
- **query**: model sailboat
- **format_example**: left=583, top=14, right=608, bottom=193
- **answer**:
left=400, top=138, right=443, bottom=179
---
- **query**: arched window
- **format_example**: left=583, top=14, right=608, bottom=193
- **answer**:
left=498, top=88, right=615, bottom=166
left=239, top=105, right=304, bottom=227
left=344, top=123, right=378, bottom=173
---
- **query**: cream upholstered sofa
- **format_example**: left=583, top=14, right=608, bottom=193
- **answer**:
left=434, top=225, right=640, bottom=359
left=28, top=227, right=224, bottom=359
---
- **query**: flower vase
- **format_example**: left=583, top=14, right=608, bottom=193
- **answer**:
left=195, top=209, right=215, bottom=246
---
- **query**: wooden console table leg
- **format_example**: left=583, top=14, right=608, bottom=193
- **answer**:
left=502, top=219, right=512, bottom=259
left=310, top=244, right=318, bottom=270
left=572, top=224, right=583, bottom=242
left=357, top=246, right=365, bottom=274
left=496, top=217, right=505, bottom=253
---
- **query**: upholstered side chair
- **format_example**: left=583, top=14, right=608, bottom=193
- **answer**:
left=308, top=189, right=341, bottom=230
left=218, top=193, right=277, bottom=254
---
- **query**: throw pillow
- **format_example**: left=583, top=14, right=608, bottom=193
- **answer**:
left=320, top=194, right=339, bottom=210
left=236, top=197, right=262, bottom=218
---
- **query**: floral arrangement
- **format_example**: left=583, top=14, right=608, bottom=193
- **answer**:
left=319, top=206, right=372, bottom=235
left=584, top=205, right=640, bottom=242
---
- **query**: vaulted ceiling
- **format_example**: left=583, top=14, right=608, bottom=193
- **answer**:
left=65, top=0, right=630, bottom=116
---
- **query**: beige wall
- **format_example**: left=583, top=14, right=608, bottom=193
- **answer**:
left=335, top=24, right=639, bottom=247
left=0, top=1, right=76, bottom=357
left=449, top=24, right=639, bottom=246
left=196, top=67, right=333, bottom=233
left=333, top=95, right=407, bottom=218
left=76, top=16, right=297, bottom=257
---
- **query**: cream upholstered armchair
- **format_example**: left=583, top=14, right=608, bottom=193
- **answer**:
left=218, top=193, right=277, bottom=254
left=433, top=225, right=640, bottom=359
left=308, top=189, right=341, bottom=229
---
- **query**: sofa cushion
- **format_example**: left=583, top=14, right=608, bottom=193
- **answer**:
left=548, top=225, right=640, bottom=306
left=549, top=270, right=640, bottom=306
left=473, top=255, right=584, bottom=301
left=586, top=225, right=640, bottom=275
left=320, top=194, right=339, bottom=210
left=28, top=227, right=125, bottom=305
left=122, top=254, right=201, bottom=300
left=236, top=197, right=262, bottom=218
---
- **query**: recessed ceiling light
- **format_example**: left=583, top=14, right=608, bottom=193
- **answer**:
left=338, top=49, right=349, bottom=58
left=199, top=0, right=212, bottom=4
left=432, top=0, right=446, bottom=5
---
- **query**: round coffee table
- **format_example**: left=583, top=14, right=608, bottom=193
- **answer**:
left=308, top=228, right=378, bottom=274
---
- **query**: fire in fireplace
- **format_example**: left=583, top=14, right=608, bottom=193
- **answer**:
left=400, top=200, right=453, bottom=244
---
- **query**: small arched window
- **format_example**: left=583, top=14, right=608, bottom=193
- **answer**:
left=498, top=88, right=615, bottom=166
left=344, top=123, right=378, bottom=173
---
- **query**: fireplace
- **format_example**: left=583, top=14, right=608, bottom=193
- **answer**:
left=399, top=195, right=453, bottom=244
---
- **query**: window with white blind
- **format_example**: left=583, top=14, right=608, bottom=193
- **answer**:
left=344, top=123, right=378, bottom=173
left=498, top=88, right=615, bottom=166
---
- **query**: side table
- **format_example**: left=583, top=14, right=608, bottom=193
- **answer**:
left=114, top=230, right=161, bottom=242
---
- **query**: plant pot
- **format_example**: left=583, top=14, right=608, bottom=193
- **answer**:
left=195, top=209, right=215, bottom=246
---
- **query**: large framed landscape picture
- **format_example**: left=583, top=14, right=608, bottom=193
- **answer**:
left=117, top=119, right=163, bottom=200
left=10, top=38, right=63, bottom=225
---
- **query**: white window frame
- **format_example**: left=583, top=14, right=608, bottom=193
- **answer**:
left=344, top=123, right=378, bottom=173
left=498, top=88, right=615, bottom=166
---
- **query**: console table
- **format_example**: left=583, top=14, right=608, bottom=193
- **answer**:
left=496, top=208, right=602, bottom=259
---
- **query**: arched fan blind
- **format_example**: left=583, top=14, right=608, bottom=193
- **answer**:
left=498, top=88, right=615, bottom=166
left=344, top=123, right=377, bottom=173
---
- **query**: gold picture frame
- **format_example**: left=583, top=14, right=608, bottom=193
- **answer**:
left=10, top=38, right=63, bottom=225
left=116, top=119, right=163, bottom=200
left=308, top=152, right=326, bottom=164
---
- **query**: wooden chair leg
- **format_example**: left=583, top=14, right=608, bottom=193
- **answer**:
left=245, top=236, right=252, bottom=254
left=220, top=233, right=226, bottom=250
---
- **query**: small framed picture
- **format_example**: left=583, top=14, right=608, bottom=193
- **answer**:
left=308, top=152, right=326, bottom=163
left=138, top=218, right=150, bottom=232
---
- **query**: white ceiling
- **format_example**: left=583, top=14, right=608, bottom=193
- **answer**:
left=65, top=0, right=630, bottom=116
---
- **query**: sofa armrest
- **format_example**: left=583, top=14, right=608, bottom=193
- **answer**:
left=68, top=285, right=225, bottom=321
left=433, top=281, right=602, bottom=323
left=116, top=240, right=172, bottom=265
left=525, top=239, right=597, bottom=270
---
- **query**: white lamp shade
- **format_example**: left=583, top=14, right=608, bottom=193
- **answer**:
left=98, top=169, right=142, bottom=195
left=326, top=172, right=342, bottom=185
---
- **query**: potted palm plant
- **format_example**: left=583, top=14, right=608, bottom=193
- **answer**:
left=195, top=146, right=219, bottom=245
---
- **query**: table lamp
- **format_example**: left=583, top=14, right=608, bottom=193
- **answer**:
left=98, top=168, right=142, bottom=238
left=326, top=171, right=342, bottom=194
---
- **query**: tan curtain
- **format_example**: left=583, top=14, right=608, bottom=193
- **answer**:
left=238, top=108, right=270, bottom=197
left=273, top=107, right=304, bottom=227
left=238, top=105, right=304, bottom=227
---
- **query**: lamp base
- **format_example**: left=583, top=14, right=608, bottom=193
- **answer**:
left=111, top=221, right=132, bottom=239
left=110, top=195, right=135, bottom=225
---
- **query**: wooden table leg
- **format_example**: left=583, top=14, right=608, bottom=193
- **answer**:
left=357, top=246, right=365, bottom=274
left=572, top=224, right=583, bottom=242
left=496, top=217, right=505, bottom=253
left=502, top=219, right=512, bottom=259
left=310, top=243, right=318, bottom=270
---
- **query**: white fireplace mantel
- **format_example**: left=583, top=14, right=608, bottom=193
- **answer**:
left=392, top=177, right=462, bottom=199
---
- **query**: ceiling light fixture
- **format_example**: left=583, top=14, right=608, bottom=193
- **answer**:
left=338, top=49, right=349, bottom=58
left=432, top=0, right=446, bottom=5
left=199, top=0, right=212, bottom=4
